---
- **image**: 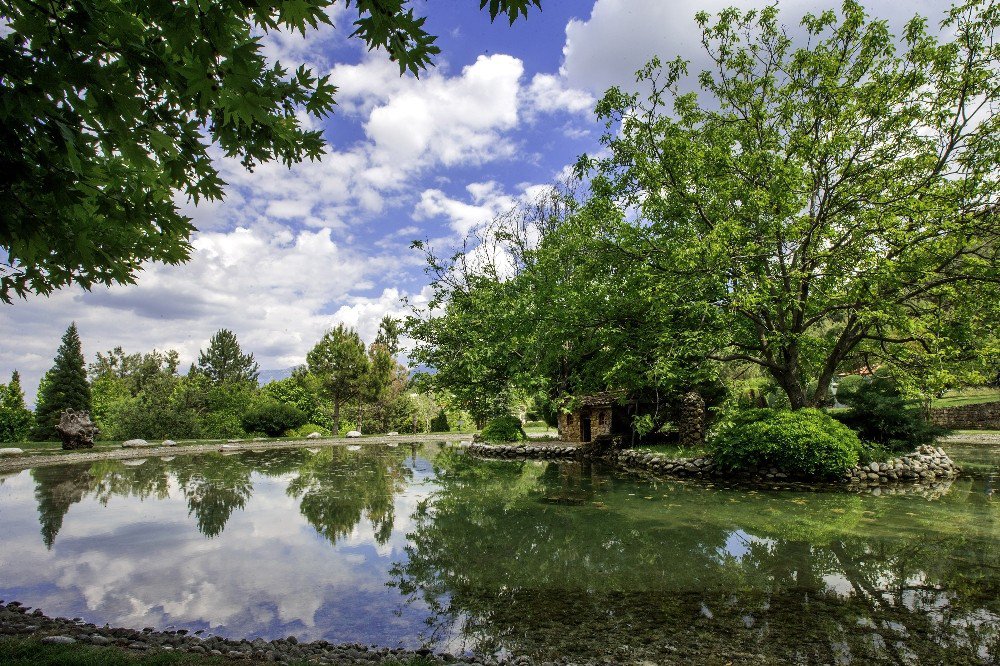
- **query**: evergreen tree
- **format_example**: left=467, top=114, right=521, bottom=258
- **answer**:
left=307, top=325, right=370, bottom=435
left=430, top=408, right=451, bottom=433
left=0, top=370, right=34, bottom=443
left=197, top=329, right=260, bottom=385
left=32, top=323, right=91, bottom=440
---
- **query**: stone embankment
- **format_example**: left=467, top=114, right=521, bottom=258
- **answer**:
left=844, top=445, right=958, bottom=484
left=0, top=601, right=510, bottom=665
left=467, top=442, right=960, bottom=489
left=464, top=442, right=581, bottom=460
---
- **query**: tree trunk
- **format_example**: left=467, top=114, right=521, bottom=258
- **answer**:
left=333, top=400, right=341, bottom=436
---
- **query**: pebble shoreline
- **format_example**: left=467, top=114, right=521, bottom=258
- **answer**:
left=0, top=602, right=541, bottom=665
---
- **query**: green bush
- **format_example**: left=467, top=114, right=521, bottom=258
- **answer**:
left=241, top=401, right=307, bottom=437
left=287, top=422, right=331, bottom=438
left=832, top=378, right=943, bottom=452
left=710, top=408, right=863, bottom=479
left=480, top=414, right=527, bottom=443
left=430, top=408, right=450, bottom=432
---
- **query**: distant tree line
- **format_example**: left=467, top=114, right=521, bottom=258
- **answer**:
left=0, top=319, right=469, bottom=443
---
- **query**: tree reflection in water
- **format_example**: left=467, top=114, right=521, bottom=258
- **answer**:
left=30, top=446, right=412, bottom=545
left=391, top=449, right=999, bottom=664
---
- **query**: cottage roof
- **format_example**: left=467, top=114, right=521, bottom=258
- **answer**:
left=572, top=391, right=631, bottom=408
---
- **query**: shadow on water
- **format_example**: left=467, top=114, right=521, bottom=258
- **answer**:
left=11, top=442, right=1000, bottom=664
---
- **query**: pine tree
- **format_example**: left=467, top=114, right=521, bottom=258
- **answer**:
left=307, top=325, right=370, bottom=435
left=0, top=371, right=34, bottom=442
left=197, top=329, right=260, bottom=385
left=32, top=323, right=91, bottom=440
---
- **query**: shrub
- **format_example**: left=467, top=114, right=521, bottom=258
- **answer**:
left=710, top=408, right=863, bottom=479
left=480, top=414, right=526, bottom=443
left=429, top=408, right=450, bottom=432
left=241, top=401, right=308, bottom=437
left=287, top=423, right=331, bottom=438
left=832, top=378, right=943, bottom=452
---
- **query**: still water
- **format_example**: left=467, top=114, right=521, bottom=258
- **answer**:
left=0, top=443, right=996, bottom=664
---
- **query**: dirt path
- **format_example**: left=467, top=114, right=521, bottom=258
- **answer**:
left=0, top=433, right=471, bottom=473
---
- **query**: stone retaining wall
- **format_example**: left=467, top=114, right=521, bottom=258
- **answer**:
left=464, top=442, right=581, bottom=460
left=930, top=401, right=1000, bottom=430
left=466, top=442, right=960, bottom=488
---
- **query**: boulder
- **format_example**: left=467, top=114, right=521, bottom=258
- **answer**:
left=161, top=440, right=177, bottom=447
left=0, top=448, right=24, bottom=456
left=387, top=431, right=399, bottom=436
left=122, top=439, right=153, bottom=448
left=306, top=432, right=322, bottom=439
left=56, top=409, right=99, bottom=450
left=346, top=431, right=362, bottom=438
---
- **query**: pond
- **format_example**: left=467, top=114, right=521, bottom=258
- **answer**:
left=0, top=442, right=997, bottom=664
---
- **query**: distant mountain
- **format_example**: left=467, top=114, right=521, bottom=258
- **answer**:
left=257, top=366, right=298, bottom=385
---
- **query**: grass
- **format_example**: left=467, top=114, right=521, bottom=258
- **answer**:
left=0, top=637, right=439, bottom=665
left=635, top=443, right=711, bottom=459
left=931, top=387, right=1000, bottom=408
left=0, top=637, right=227, bottom=666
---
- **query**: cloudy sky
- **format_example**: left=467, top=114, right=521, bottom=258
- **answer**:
left=1, top=0, right=951, bottom=402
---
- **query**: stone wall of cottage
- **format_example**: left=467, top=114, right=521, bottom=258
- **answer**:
left=558, top=408, right=613, bottom=442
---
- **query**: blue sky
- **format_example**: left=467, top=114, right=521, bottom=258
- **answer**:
left=0, top=0, right=951, bottom=402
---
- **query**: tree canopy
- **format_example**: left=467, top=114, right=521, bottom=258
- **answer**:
left=0, top=0, right=541, bottom=302
left=307, top=323, right=370, bottom=433
left=410, top=0, right=1000, bottom=416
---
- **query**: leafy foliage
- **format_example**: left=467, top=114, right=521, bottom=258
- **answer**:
left=576, top=1, right=1000, bottom=408
left=241, top=400, right=307, bottom=436
left=0, top=0, right=539, bottom=300
left=710, top=408, right=863, bottom=479
left=833, top=378, right=945, bottom=452
left=480, top=414, right=526, bottom=443
left=32, top=323, right=91, bottom=440
left=307, top=324, right=370, bottom=434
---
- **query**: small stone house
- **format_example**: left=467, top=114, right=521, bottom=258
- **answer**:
left=557, top=392, right=633, bottom=443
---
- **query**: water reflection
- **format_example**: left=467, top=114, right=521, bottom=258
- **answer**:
left=1, top=443, right=997, bottom=663
left=391, top=448, right=999, bottom=664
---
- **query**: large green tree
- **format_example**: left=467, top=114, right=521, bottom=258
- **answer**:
left=578, top=0, right=1000, bottom=408
left=307, top=323, right=369, bottom=434
left=0, top=370, right=33, bottom=442
left=197, top=329, right=260, bottom=385
left=32, top=322, right=92, bottom=440
left=0, top=0, right=541, bottom=301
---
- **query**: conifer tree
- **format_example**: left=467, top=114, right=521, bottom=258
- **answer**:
left=196, top=329, right=260, bottom=385
left=0, top=370, right=34, bottom=442
left=32, top=323, right=92, bottom=440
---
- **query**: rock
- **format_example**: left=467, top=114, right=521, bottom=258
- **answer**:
left=122, top=439, right=152, bottom=448
left=57, top=409, right=99, bottom=450
left=387, top=431, right=399, bottom=436
left=41, top=636, right=76, bottom=645
left=0, top=448, right=24, bottom=456
left=161, top=440, right=177, bottom=447
left=306, top=432, right=322, bottom=439
left=346, top=431, right=362, bottom=438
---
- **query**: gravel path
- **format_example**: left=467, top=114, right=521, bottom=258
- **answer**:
left=0, top=433, right=471, bottom=474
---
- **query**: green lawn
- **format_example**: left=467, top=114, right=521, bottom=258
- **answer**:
left=932, top=387, right=1000, bottom=408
